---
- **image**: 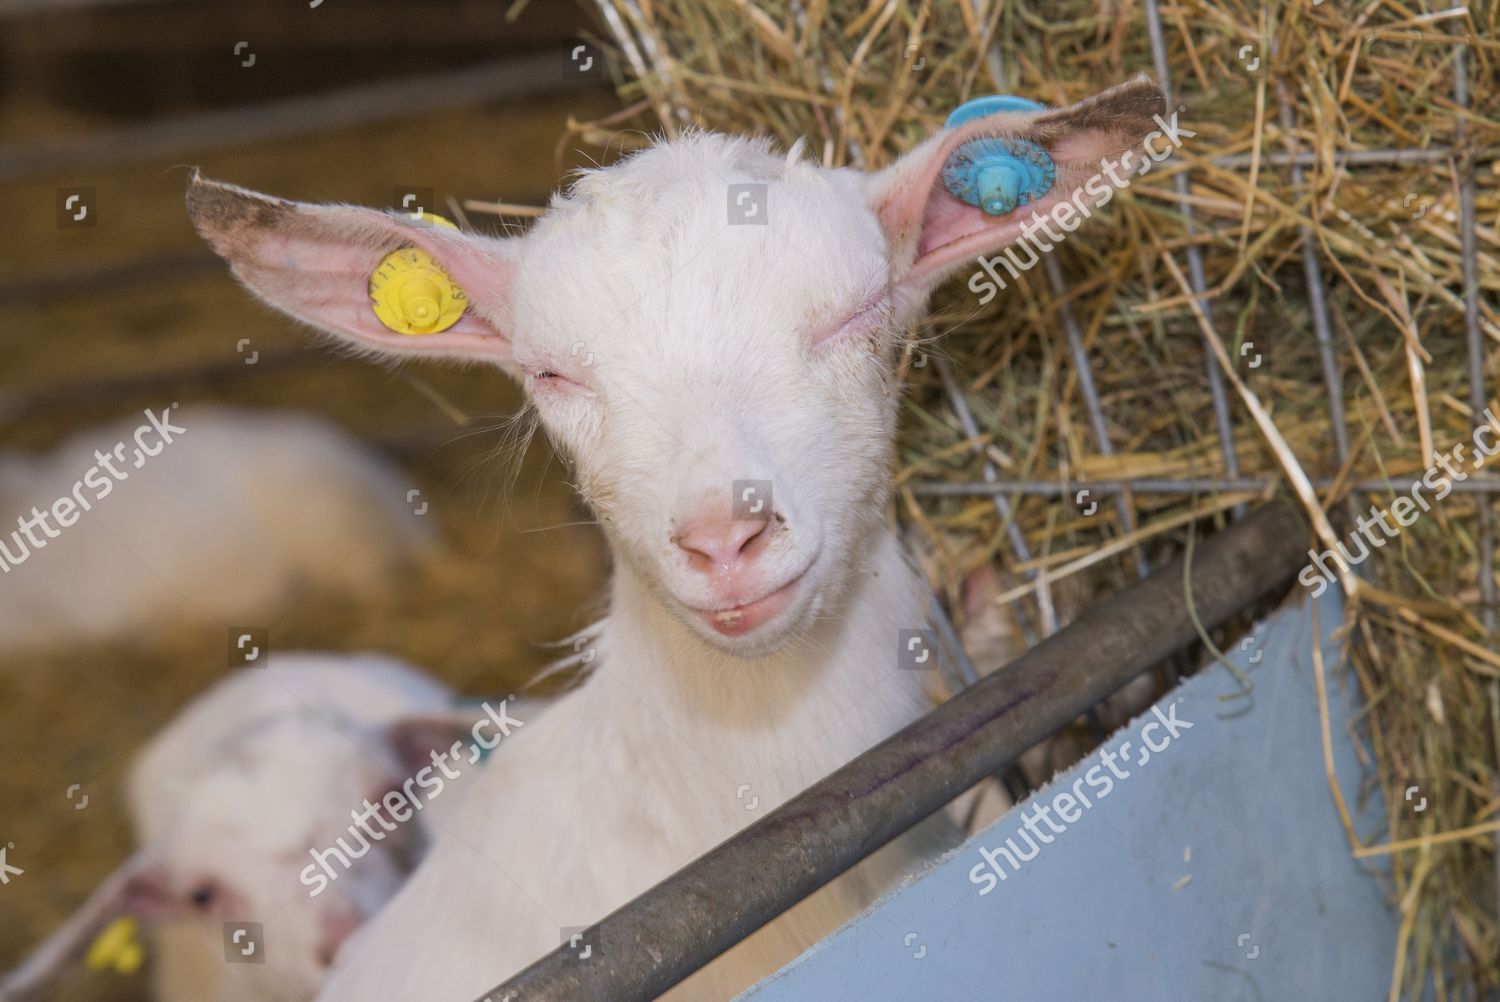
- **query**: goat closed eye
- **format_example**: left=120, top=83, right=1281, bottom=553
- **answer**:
left=816, top=294, right=891, bottom=349
left=527, top=368, right=600, bottom=406
left=529, top=369, right=586, bottom=392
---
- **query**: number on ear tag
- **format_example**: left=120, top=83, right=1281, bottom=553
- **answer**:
left=369, top=213, right=469, bottom=335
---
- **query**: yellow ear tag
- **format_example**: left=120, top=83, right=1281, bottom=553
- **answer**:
left=86, top=916, right=145, bottom=975
left=369, top=212, right=469, bottom=336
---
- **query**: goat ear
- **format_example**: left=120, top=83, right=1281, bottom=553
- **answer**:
left=866, top=75, right=1168, bottom=309
left=384, top=697, right=533, bottom=774
left=384, top=714, right=477, bottom=775
left=187, top=173, right=520, bottom=375
left=0, top=853, right=163, bottom=998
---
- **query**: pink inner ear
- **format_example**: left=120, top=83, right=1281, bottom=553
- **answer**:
left=914, top=126, right=1123, bottom=259
left=871, top=111, right=1056, bottom=308
left=905, top=180, right=1085, bottom=294
left=286, top=205, right=519, bottom=361
left=189, top=177, right=520, bottom=369
left=400, top=224, right=516, bottom=315
left=872, top=113, right=1037, bottom=256
left=917, top=190, right=1000, bottom=259
left=871, top=76, right=1166, bottom=306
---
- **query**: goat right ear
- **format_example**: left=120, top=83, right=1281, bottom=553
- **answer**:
left=187, top=173, right=521, bottom=375
left=385, top=715, right=476, bottom=775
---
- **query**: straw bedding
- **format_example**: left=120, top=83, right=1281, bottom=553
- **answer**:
left=577, top=2, right=1500, bottom=994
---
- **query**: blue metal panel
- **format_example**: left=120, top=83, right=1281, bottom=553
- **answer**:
left=744, top=587, right=1397, bottom=1001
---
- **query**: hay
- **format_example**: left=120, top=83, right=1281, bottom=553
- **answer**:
left=577, top=1, right=1500, bottom=995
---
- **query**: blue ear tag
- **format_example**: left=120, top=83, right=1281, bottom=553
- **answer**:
left=941, top=95, right=1055, bottom=217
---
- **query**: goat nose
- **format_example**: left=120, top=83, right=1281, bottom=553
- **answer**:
left=674, top=515, right=771, bottom=572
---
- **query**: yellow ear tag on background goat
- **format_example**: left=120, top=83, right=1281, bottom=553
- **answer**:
left=86, top=916, right=145, bottom=975
left=369, top=212, right=469, bottom=336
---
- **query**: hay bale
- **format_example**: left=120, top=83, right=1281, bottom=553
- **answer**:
left=579, top=1, right=1500, bottom=994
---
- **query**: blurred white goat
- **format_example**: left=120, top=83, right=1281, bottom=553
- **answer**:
left=0, top=407, right=430, bottom=655
left=0, top=652, right=495, bottom=1002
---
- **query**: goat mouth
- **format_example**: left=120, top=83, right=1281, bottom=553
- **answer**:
left=693, top=575, right=804, bottom=637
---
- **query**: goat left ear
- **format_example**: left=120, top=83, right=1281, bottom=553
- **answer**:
left=867, top=75, right=1168, bottom=309
left=0, top=852, right=162, bottom=998
left=187, top=173, right=521, bottom=375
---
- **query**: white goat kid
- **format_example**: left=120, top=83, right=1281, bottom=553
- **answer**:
left=0, top=407, right=431, bottom=655
left=0, top=653, right=476, bottom=1002
left=186, top=77, right=1166, bottom=1000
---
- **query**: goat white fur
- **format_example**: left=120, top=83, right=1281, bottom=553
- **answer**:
left=0, top=407, right=430, bottom=654
left=186, top=77, right=1167, bottom=1000
left=0, top=653, right=467, bottom=1002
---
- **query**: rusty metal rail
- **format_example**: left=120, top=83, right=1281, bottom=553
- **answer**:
left=480, top=499, right=1309, bottom=1002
